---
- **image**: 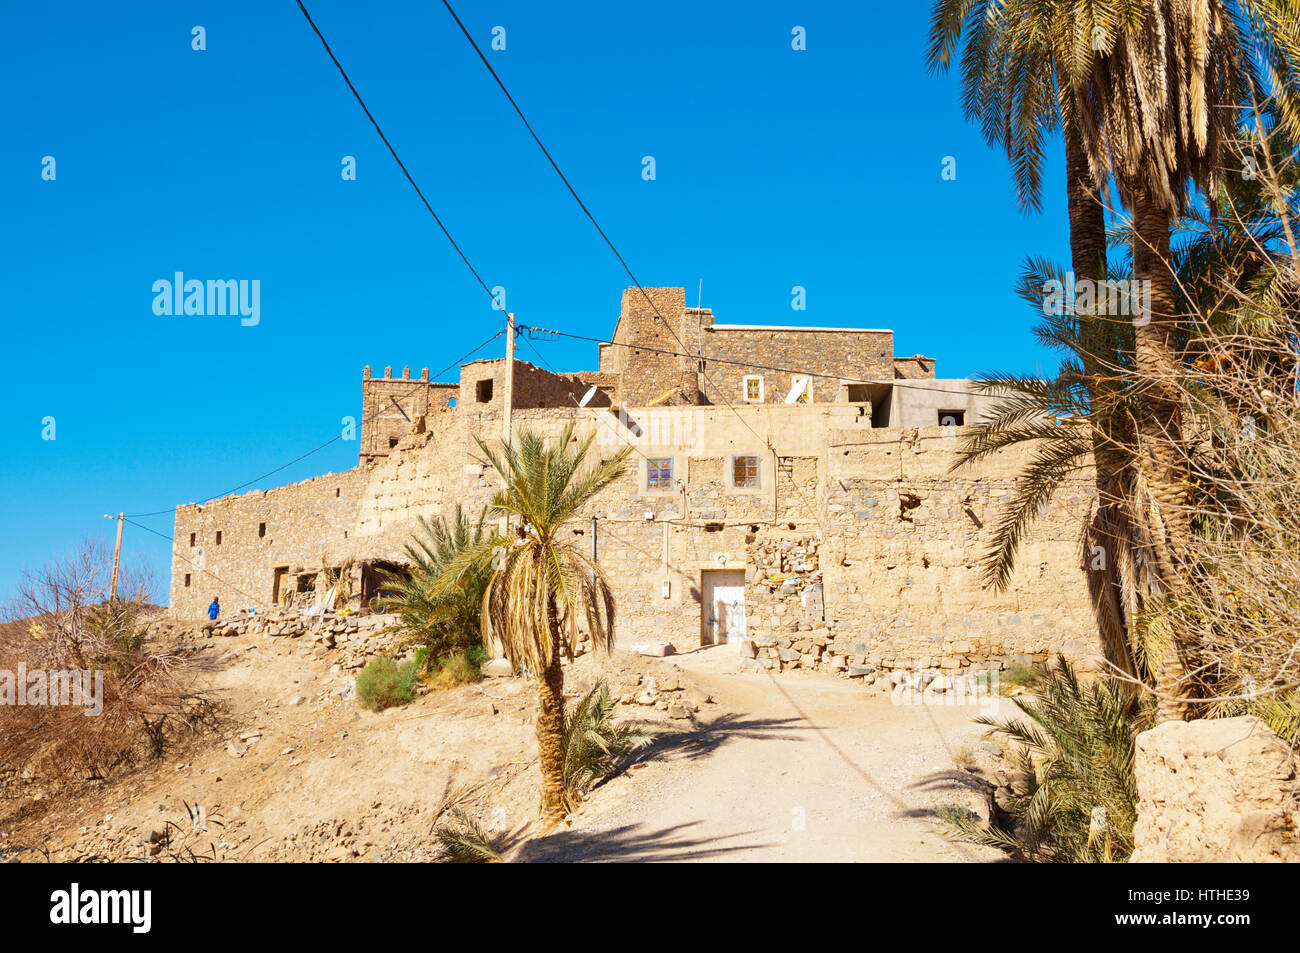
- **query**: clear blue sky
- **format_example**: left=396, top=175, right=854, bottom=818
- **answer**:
left=1, top=1, right=1070, bottom=604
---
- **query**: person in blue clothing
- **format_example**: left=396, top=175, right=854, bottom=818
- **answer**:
left=208, top=597, right=220, bottom=621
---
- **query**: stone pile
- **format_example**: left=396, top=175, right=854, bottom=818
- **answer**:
left=194, top=608, right=402, bottom=670
left=612, top=672, right=711, bottom=719
left=737, top=628, right=1050, bottom=694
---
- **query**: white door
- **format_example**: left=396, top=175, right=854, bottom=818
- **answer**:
left=703, top=570, right=747, bottom=645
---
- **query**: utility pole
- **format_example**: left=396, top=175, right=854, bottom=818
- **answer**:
left=106, top=512, right=124, bottom=601
left=503, top=311, right=515, bottom=450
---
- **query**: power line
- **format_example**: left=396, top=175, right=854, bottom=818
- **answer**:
left=520, top=324, right=989, bottom=400
left=436, top=8, right=851, bottom=521
left=123, top=517, right=265, bottom=607
left=125, top=330, right=501, bottom=517
left=297, top=0, right=498, bottom=303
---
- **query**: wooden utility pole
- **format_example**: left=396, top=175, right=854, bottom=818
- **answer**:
left=503, top=311, right=515, bottom=450
left=108, top=512, right=124, bottom=601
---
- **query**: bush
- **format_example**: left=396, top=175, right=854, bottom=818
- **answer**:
left=427, top=649, right=485, bottom=691
left=561, top=681, right=652, bottom=811
left=355, top=656, right=418, bottom=711
left=942, top=655, right=1152, bottom=862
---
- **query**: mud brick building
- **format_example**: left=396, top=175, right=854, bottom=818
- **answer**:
left=170, top=288, right=1100, bottom=673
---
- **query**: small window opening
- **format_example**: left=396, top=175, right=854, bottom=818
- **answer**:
left=258, top=522, right=266, bottom=538
left=189, top=532, right=196, bottom=547
left=215, top=530, right=222, bottom=545
left=732, top=454, right=760, bottom=488
left=388, top=437, right=399, bottom=448
left=704, top=522, right=725, bottom=532
left=938, top=410, right=965, bottom=427
left=476, top=379, right=494, bottom=402
left=184, top=573, right=191, bottom=587
left=646, top=457, right=673, bottom=491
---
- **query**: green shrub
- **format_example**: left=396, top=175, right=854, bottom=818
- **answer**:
left=355, top=655, right=418, bottom=711
left=429, top=650, right=482, bottom=690
left=561, top=681, right=652, bottom=811
left=942, top=655, right=1152, bottom=862
left=434, top=809, right=503, bottom=863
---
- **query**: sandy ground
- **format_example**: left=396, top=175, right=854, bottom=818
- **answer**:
left=521, top=644, right=1005, bottom=862
left=2, top=632, right=1005, bottom=863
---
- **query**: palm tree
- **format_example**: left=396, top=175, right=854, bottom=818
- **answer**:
left=381, top=505, right=492, bottom=663
left=1068, top=1, right=1300, bottom=719
left=929, top=1, right=1127, bottom=675
left=439, top=424, right=631, bottom=822
left=934, top=0, right=1300, bottom=719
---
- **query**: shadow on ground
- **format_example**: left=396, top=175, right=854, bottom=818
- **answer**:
left=514, top=820, right=773, bottom=862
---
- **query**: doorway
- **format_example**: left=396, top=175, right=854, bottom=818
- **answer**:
left=701, top=569, right=747, bottom=645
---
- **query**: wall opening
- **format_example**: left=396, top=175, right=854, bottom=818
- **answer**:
left=938, top=409, right=966, bottom=427
left=184, top=573, right=191, bottom=587
left=271, top=566, right=290, bottom=605
left=215, top=530, right=222, bottom=545
left=476, top=379, right=494, bottom=402
left=258, top=522, right=266, bottom=538
left=189, top=532, right=196, bottom=547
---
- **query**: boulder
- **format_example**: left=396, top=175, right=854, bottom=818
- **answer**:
left=1131, top=715, right=1299, bottom=862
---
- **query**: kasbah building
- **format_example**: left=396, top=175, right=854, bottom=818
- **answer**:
left=169, top=287, right=1101, bottom=680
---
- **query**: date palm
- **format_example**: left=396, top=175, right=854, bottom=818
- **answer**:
left=437, top=424, right=630, bottom=823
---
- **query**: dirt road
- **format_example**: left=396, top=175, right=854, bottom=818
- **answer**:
left=520, top=645, right=1006, bottom=862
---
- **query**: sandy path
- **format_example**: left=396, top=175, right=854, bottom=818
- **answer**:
left=519, top=645, right=1007, bottom=862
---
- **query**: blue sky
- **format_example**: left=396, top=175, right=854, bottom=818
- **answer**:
left=1, top=1, right=1070, bottom=604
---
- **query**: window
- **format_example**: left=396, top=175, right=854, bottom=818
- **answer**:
left=184, top=573, right=191, bottom=587
left=646, top=457, right=673, bottom=491
left=448, top=397, right=457, bottom=408
left=189, top=532, right=196, bottom=547
left=742, top=375, right=764, bottom=402
left=388, top=437, right=399, bottom=449
left=476, top=379, right=494, bottom=402
left=938, top=410, right=966, bottom=427
left=215, top=530, right=222, bottom=545
left=732, top=454, right=760, bottom=488
left=258, top=522, right=266, bottom=538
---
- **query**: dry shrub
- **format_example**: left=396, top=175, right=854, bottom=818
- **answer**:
left=0, top=539, right=215, bottom=783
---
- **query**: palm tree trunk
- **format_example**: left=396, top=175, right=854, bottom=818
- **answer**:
left=1131, top=185, right=1191, bottom=722
left=535, top=598, right=568, bottom=822
left=1066, top=134, right=1141, bottom=689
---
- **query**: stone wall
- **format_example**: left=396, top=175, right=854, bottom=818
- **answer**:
left=171, top=402, right=1102, bottom=680
left=1132, top=716, right=1299, bottom=862
left=360, top=367, right=457, bottom=464
left=701, top=326, right=894, bottom=405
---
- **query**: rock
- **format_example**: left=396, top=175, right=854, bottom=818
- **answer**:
left=847, top=665, right=875, bottom=678
left=629, top=641, right=675, bottom=657
left=634, top=678, right=658, bottom=706
left=667, top=703, right=689, bottom=719
left=736, top=638, right=757, bottom=659
left=482, top=657, right=514, bottom=678
left=1131, top=715, right=1300, bottom=862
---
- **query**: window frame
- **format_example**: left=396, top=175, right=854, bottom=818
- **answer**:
left=731, top=453, right=761, bottom=489
left=645, top=456, right=674, bottom=492
left=741, top=375, right=764, bottom=402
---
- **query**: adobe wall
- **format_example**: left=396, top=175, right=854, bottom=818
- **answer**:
left=611, top=287, right=702, bottom=406
left=700, top=327, right=894, bottom=405
left=168, top=468, right=370, bottom=616
left=170, top=403, right=1101, bottom=678
left=359, top=367, right=458, bottom=463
